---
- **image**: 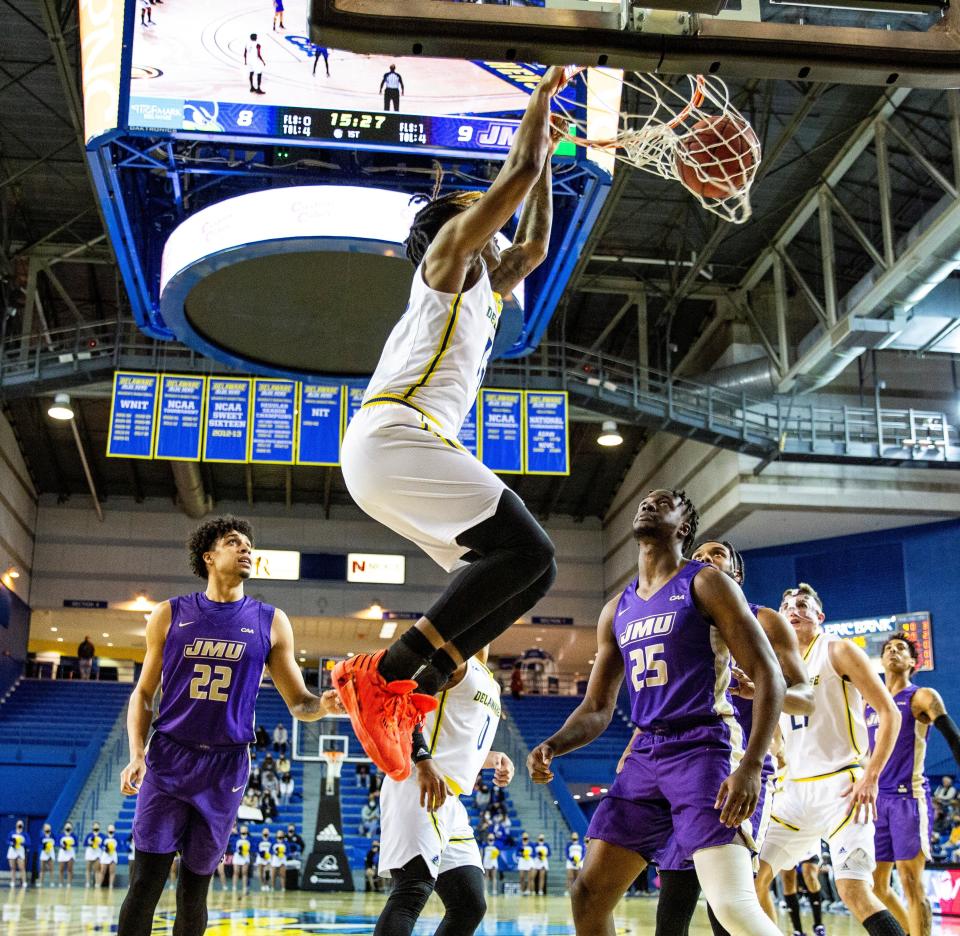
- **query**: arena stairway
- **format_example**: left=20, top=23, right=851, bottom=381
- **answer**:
left=0, top=679, right=132, bottom=846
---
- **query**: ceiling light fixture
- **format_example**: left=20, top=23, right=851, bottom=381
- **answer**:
left=597, top=420, right=623, bottom=447
left=48, top=393, right=74, bottom=421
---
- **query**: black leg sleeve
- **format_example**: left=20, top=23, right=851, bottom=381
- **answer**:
left=374, top=857, right=436, bottom=936
left=172, top=861, right=214, bottom=936
left=706, top=902, right=732, bottom=936
left=433, top=865, right=487, bottom=936
left=117, top=850, right=176, bottom=936
left=655, top=869, right=702, bottom=936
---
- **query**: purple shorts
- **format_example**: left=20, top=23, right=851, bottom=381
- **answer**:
left=657, top=755, right=775, bottom=871
left=587, top=722, right=754, bottom=863
left=133, top=732, right=249, bottom=875
left=874, top=792, right=932, bottom=863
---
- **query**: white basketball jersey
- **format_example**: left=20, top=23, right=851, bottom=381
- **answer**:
left=362, top=261, right=503, bottom=437
left=424, top=658, right=502, bottom=796
left=781, top=632, right=868, bottom=780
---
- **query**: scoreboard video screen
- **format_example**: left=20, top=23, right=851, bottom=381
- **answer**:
left=126, top=0, right=579, bottom=159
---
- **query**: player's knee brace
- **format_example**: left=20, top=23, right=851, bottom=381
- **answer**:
left=374, top=858, right=436, bottom=936
left=434, top=866, right=486, bottom=936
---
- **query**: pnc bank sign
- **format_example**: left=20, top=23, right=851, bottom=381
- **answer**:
left=346, top=553, right=405, bottom=585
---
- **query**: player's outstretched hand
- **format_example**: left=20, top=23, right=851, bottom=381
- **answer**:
left=120, top=756, right=146, bottom=796
left=489, top=752, right=515, bottom=788
left=842, top=771, right=878, bottom=824
left=715, top=764, right=759, bottom=828
left=416, top=759, right=448, bottom=812
left=730, top=666, right=755, bottom=700
left=527, top=743, right=555, bottom=785
left=321, top=689, right=346, bottom=715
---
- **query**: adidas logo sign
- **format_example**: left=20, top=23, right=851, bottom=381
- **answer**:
left=316, top=824, right=342, bottom=843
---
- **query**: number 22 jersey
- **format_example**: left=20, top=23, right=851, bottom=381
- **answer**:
left=153, top=593, right=273, bottom=747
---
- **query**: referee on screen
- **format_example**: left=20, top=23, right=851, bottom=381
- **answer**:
left=379, top=65, right=404, bottom=111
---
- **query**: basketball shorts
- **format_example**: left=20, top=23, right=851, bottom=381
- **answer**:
left=378, top=773, right=482, bottom=879
left=6, top=847, right=24, bottom=861
left=657, top=756, right=775, bottom=871
left=588, top=721, right=759, bottom=862
left=84, top=848, right=101, bottom=861
left=760, top=768, right=876, bottom=881
left=99, top=853, right=117, bottom=866
left=132, top=732, right=250, bottom=876
left=874, top=791, right=932, bottom=862
left=341, top=405, right=505, bottom=572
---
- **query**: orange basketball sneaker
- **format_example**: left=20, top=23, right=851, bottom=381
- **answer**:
left=333, top=650, right=436, bottom=781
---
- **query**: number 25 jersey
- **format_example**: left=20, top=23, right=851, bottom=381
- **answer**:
left=423, top=658, right=502, bottom=796
left=153, top=593, right=273, bottom=747
left=615, top=560, right=736, bottom=733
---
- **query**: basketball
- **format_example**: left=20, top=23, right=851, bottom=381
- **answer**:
left=674, top=115, right=759, bottom=200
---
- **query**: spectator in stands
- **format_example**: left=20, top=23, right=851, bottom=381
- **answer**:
left=476, top=813, right=491, bottom=839
left=935, top=775, right=957, bottom=803
left=262, top=765, right=279, bottom=798
left=279, top=772, right=295, bottom=806
left=255, top=725, right=270, bottom=750
left=369, top=767, right=382, bottom=794
left=273, top=722, right=289, bottom=755
left=365, top=841, right=383, bottom=892
left=100, top=825, right=119, bottom=889
left=57, top=822, right=76, bottom=887
left=491, top=783, right=506, bottom=807
left=262, top=752, right=276, bottom=773
left=248, top=759, right=262, bottom=791
left=286, top=824, right=304, bottom=858
left=6, top=819, right=29, bottom=889
left=356, top=763, right=371, bottom=789
left=947, top=815, right=960, bottom=858
left=38, top=823, right=56, bottom=888
left=511, top=663, right=524, bottom=698
left=261, top=792, right=279, bottom=822
left=77, top=635, right=95, bottom=680
left=359, top=796, right=380, bottom=837
left=277, top=753, right=291, bottom=776
left=474, top=781, right=492, bottom=810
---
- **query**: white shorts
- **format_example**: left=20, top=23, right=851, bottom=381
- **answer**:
left=6, top=848, right=24, bottom=861
left=255, top=854, right=271, bottom=866
left=270, top=856, right=286, bottom=869
left=40, top=853, right=54, bottom=863
left=99, top=854, right=117, bottom=866
left=378, top=773, right=482, bottom=879
left=233, top=855, right=250, bottom=867
left=341, top=406, right=505, bottom=572
left=760, top=770, right=876, bottom=882
left=85, top=848, right=102, bottom=862
left=57, top=850, right=75, bottom=863
left=517, top=857, right=534, bottom=871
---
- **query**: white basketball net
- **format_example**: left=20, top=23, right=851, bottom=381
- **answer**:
left=321, top=750, right=345, bottom=797
left=554, top=70, right=761, bottom=224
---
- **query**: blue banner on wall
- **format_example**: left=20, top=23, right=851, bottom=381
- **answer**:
left=297, top=384, right=344, bottom=466
left=479, top=390, right=523, bottom=474
left=107, top=371, right=158, bottom=459
left=251, top=379, right=297, bottom=465
left=459, top=400, right=479, bottom=458
left=524, top=391, right=570, bottom=475
left=345, top=385, right=367, bottom=429
left=203, top=377, right=252, bottom=463
left=154, top=374, right=205, bottom=461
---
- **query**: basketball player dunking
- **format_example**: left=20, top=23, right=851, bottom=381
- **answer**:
left=334, top=67, right=575, bottom=781
left=116, top=516, right=342, bottom=936
left=528, top=490, right=787, bottom=936
left=652, top=539, right=814, bottom=936
left=869, top=633, right=960, bottom=936
left=755, top=584, right=906, bottom=936
left=373, top=647, right=512, bottom=936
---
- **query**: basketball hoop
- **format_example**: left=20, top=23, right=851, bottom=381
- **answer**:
left=553, top=71, right=761, bottom=224
left=320, top=750, right=345, bottom=797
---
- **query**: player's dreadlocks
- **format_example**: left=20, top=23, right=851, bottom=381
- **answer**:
left=188, top=515, right=254, bottom=579
left=403, top=164, right=483, bottom=268
left=670, top=489, right=700, bottom=554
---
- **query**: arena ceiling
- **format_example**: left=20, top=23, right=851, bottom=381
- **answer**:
left=0, top=0, right=956, bottom=521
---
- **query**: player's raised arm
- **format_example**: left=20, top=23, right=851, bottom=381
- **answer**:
left=424, top=67, right=569, bottom=294
left=527, top=595, right=624, bottom=783
left=693, top=566, right=785, bottom=826
left=830, top=638, right=901, bottom=821
left=120, top=601, right=170, bottom=795
left=267, top=609, right=343, bottom=721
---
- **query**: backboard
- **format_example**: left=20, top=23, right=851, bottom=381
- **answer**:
left=309, top=0, right=960, bottom=89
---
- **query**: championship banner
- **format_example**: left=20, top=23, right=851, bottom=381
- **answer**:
left=250, top=379, right=297, bottom=465
left=154, top=374, right=205, bottom=461
left=107, top=371, right=158, bottom=459
left=524, top=390, right=570, bottom=475
left=479, top=389, right=523, bottom=474
left=203, top=377, right=252, bottom=463
left=297, top=384, right=343, bottom=466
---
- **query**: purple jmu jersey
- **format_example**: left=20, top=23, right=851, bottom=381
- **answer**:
left=153, top=592, right=273, bottom=747
left=866, top=684, right=929, bottom=797
left=615, top=560, right=735, bottom=731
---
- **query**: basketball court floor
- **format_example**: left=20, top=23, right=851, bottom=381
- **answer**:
left=4, top=889, right=960, bottom=936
